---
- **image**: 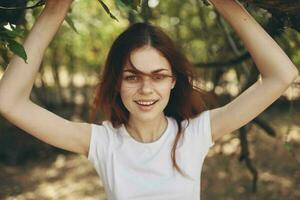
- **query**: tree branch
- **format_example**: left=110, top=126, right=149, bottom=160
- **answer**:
left=242, top=0, right=300, bottom=15
left=239, top=125, right=258, bottom=193
left=194, top=52, right=251, bottom=68
left=0, top=0, right=45, bottom=10
left=253, top=117, right=276, bottom=137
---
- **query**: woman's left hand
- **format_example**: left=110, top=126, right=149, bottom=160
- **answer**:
left=45, top=0, right=74, bottom=12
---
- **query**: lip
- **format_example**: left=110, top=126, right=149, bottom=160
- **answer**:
left=134, top=99, right=158, bottom=104
left=135, top=99, right=158, bottom=102
left=134, top=100, right=159, bottom=111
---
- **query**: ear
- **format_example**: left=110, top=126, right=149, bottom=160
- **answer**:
left=171, top=79, right=176, bottom=89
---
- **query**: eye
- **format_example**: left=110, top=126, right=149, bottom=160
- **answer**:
left=152, top=74, right=166, bottom=80
left=124, top=75, right=139, bottom=81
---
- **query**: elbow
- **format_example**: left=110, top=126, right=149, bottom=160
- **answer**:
left=0, top=90, right=26, bottom=115
left=0, top=100, right=11, bottom=116
left=0, top=89, right=10, bottom=114
left=0, top=95, right=6, bottom=114
left=288, top=67, right=299, bottom=84
left=0, top=100, right=22, bottom=120
left=0, top=104, right=9, bottom=117
left=279, top=67, right=299, bottom=85
left=0, top=96, right=17, bottom=116
left=262, top=70, right=298, bottom=88
left=294, top=67, right=299, bottom=80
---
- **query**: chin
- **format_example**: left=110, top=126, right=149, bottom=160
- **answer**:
left=131, top=111, right=163, bottom=122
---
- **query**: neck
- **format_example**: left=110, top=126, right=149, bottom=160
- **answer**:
left=126, top=114, right=168, bottom=143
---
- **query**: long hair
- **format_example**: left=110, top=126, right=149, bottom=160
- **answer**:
left=89, top=22, right=209, bottom=177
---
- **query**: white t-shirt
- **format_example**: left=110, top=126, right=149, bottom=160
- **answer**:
left=88, top=110, right=214, bottom=200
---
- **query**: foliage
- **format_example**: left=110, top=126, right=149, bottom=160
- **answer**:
left=0, top=24, right=27, bottom=62
left=0, top=0, right=142, bottom=63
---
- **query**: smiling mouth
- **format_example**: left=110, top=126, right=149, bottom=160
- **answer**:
left=134, top=100, right=159, bottom=106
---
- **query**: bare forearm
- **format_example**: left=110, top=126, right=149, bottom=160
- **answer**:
left=0, top=1, right=72, bottom=108
left=211, top=0, right=299, bottom=82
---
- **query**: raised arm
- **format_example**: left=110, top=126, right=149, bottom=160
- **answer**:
left=0, top=0, right=91, bottom=156
left=208, top=0, right=299, bottom=142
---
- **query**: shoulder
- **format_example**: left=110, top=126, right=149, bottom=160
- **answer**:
left=88, top=120, right=122, bottom=159
left=167, top=110, right=214, bottom=150
left=167, top=110, right=210, bottom=135
left=90, top=120, right=122, bottom=138
left=92, top=120, right=121, bottom=131
left=181, top=110, right=210, bottom=130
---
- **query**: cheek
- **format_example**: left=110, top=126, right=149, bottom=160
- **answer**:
left=164, top=83, right=174, bottom=95
left=120, top=85, right=135, bottom=96
left=120, top=86, right=135, bottom=107
left=159, top=87, right=173, bottom=105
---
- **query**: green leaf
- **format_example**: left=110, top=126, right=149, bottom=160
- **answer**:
left=0, top=25, right=23, bottom=39
left=131, top=0, right=141, bottom=10
left=7, top=39, right=27, bottom=63
left=9, top=24, right=25, bottom=36
left=65, top=15, right=78, bottom=33
left=98, top=0, right=119, bottom=22
left=202, top=0, right=211, bottom=6
left=116, top=0, right=141, bottom=10
left=5, top=29, right=22, bottom=38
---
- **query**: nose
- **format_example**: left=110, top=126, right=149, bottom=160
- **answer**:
left=138, top=77, right=154, bottom=94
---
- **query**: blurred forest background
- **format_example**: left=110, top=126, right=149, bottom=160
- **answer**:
left=0, top=0, right=299, bottom=199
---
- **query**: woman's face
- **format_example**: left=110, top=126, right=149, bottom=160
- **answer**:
left=120, top=46, right=176, bottom=122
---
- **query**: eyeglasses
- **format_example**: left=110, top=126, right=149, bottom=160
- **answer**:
left=121, top=73, right=175, bottom=88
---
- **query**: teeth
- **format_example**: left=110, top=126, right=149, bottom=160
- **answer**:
left=136, top=100, right=156, bottom=105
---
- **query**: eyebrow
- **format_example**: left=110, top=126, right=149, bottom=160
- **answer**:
left=123, top=68, right=169, bottom=74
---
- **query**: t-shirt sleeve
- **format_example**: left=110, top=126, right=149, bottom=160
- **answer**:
left=187, top=110, right=215, bottom=151
left=88, top=123, right=110, bottom=169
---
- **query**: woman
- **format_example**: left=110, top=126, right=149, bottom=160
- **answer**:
left=0, top=0, right=298, bottom=199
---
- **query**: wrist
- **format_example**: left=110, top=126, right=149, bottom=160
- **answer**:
left=44, top=0, right=73, bottom=13
left=210, top=0, right=246, bottom=18
left=210, top=0, right=242, bottom=10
